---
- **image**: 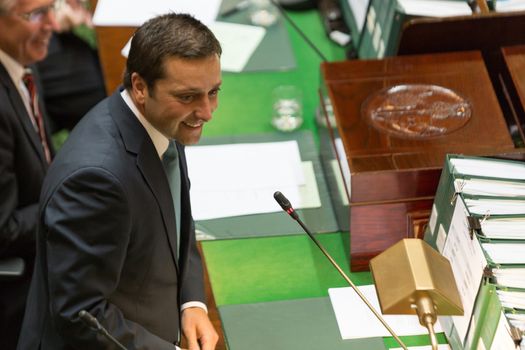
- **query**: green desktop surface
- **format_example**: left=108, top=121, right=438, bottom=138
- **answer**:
left=203, top=10, right=345, bottom=139
left=219, top=297, right=387, bottom=350
left=200, top=6, right=440, bottom=350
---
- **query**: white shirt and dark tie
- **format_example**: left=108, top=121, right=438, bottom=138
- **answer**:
left=0, top=49, right=52, bottom=164
left=120, top=89, right=207, bottom=316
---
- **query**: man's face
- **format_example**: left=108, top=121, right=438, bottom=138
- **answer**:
left=132, top=54, right=222, bottom=145
left=0, top=0, right=57, bottom=65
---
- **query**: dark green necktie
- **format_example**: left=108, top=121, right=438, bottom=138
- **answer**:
left=162, top=141, right=181, bottom=257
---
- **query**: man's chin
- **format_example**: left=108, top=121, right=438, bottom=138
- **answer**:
left=25, top=50, right=48, bottom=65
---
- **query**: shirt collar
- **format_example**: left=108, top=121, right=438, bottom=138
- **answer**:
left=0, top=49, right=26, bottom=86
left=120, top=89, right=169, bottom=158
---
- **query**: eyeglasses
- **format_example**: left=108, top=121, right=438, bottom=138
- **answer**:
left=17, top=0, right=61, bottom=23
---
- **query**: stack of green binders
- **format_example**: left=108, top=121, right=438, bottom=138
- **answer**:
left=424, top=154, right=525, bottom=349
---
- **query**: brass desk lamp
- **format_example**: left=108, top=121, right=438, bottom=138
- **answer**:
left=370, top=238, right=464, bottom=350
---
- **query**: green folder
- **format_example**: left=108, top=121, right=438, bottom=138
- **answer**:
left=357, top=0, right=471, bottom=59
left=194, top=130, right=339, bottom=240
left=424, top=154, right=525, bottom=250
left=464, top=282, right=523, bottom=350
left=464, top=282, right=501, bottom=350
left=218, top=297, right=387, bottom=350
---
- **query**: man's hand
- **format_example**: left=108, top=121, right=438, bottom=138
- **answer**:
left=181, top=307, right=218, bottom=350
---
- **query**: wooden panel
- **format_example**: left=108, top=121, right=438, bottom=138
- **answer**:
left=349, top=198, right=434, bottom=272
left=322, top=51, right=514, bottom=203
left=94, top=26, right=136, bottom=94
left=502, top=45, right=525, bottom=139
left=321, top=51, right=516, bottom=271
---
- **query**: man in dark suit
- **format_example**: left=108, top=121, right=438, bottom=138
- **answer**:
left=0, top=0, right=57, bottom=348
left=18, top=13, right=221, bottom=350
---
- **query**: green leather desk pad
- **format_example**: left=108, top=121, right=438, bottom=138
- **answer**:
left=219, top=297, right=387, bottom=350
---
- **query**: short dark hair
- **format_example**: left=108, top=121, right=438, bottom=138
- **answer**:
left=123, top=13, right=221, bottom=91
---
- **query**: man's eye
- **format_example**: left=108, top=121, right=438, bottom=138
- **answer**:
left=178, top=95, right=194, bottom=103
left=209, top=88, right=221, bottom=97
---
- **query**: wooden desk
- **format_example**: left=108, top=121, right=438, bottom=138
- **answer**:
left=94, top=26, right=135, bottom=94
left=321, top=50, right=515, bottom=271
left=502, top=45, right=525, bottom=140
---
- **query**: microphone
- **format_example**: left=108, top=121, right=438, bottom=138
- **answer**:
left=273, top=191, right=409, bottom=350
left=274, top=191, right=299, bottom=219
left=78, top=310, right=127, bottom=350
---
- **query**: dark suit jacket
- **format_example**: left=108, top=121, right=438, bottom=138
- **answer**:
left=17, top=91, right=206, bottom=350
left=36, top=32, right=106, bottom=131
left=0, top=62, right=54, bottom=350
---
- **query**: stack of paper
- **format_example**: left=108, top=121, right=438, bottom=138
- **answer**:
left=185, top=140, right=321, bottom=220
left=328, top=285, right=443, bottom=339
left=424, top=154, right=525, bottom=349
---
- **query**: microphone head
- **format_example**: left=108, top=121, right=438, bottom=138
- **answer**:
left=273, top=191, right=292, bottom=210
left=78, top=310, right=102, bottom=331
left=273, top=191, right=299, bottom=219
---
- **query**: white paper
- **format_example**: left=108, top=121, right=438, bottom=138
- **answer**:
left=491, top=310, right=520, bottom=350
left=493, top=267, right=525, bottom=289
left=507, top=312, right=525, bottom=330
left=496, top=0, right=525, bottom=12
left=186, top=141, right=304, bottom=191
left=428, top=204, right=438, bottom=237
left=497, top=290, right=525, bottom=310
left=328, top=285, right=443, bottom=339
left=398, top=0, right=472, bottom=17
left=208, top=22, right=265, bottom=72
left=346, top=0, right=370, bottom=33
left=187, top=159, right=321, bottom=220
left=334, top=138, right=351, bottom=198
left=482, top=243, right=525, bottom=265
left=93, top=0, right=221, bottom=27
left=464, top=198, right=525, bottom=216
left=186, top=141, right=321, bottom=220
left=330, top=159, right=349, bottom=206
left=454, top=178, right=525, bottom=197
left=441, top=198, right=487, bottom=342
left=450, top=158, right=525, bottom=180
left=481, top=217, right=525, bottom=240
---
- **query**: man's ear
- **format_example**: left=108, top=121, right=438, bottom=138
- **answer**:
left=130, top=72, right=148, bottom=105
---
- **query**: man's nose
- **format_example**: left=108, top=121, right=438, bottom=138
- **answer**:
left=41, top=9, right=59, bottom=32
left=197, top=97, right=215, bottom=121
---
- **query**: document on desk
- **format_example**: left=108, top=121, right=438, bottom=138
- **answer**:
left=398, top=0, right=472, bottom=17
left=186, top=141, right=321, bottom=220
left=208, top=22, right=266, bottom=72
left=93, top=0, right=221, bottom=26
left=441, top=198, right=487, bottom=342
left=328, top=285, right=443, bottom=339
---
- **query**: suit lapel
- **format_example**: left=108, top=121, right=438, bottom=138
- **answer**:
left=0, top=64, right=48, bottom=169
left=109, top=91, right=179, bottom=273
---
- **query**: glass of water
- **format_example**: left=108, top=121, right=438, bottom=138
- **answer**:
left=271, top=85, right=303, bottom=132
left=249, top=0, right=278, bottom=27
